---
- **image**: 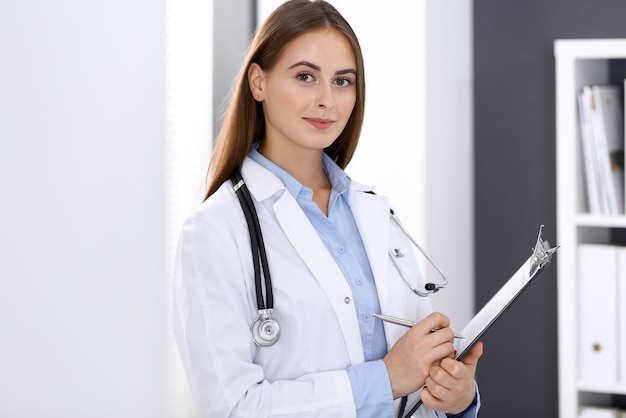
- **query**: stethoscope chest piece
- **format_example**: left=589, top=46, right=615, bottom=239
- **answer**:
left=251, top=309, right=280, bottom=347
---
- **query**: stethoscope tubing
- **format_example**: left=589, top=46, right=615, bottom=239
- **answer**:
left=389, top=209, right=448, bottom=295
left=231, top=169, right=274, bottom=311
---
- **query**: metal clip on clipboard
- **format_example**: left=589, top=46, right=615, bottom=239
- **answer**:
left=403, top=225, right=559, bottom=418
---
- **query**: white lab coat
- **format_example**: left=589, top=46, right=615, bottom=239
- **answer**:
left=173, top=156, right=448, bottom=418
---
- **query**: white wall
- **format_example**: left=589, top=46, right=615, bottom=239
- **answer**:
left=0, top=1, right=176, bottom=416
left=423, top=1, right=474, bottom=330
left=257, top=1, right=474, bottom=330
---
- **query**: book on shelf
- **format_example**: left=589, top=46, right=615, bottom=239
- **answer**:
left=577, top=244, right=619, bottom=385
left=577, top=84, right=625, bottom=215
left=576, top=243, right=626, bottom=386
left=578, top=86, right=603, bottom=214
left=619, top=247, right=626, bottom=386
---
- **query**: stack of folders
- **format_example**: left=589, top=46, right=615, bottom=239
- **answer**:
left=577, top=244, right=626, bottom=389
left=579, top=407, right=626, bottom=418
left=577, top=83, right=625, bottom=215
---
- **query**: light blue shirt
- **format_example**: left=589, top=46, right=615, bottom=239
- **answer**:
left=248, top=146, right=395, bottom=417
left=248, top=145, right=479, bottom=418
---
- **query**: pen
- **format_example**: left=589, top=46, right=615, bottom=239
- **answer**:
left=372, top=313, right=464, bottom=339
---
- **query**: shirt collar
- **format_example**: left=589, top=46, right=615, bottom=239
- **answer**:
left=247, top=142, right=352, bottom=201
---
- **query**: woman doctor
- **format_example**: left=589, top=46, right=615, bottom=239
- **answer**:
left=173, top=1, right=483, bottom=417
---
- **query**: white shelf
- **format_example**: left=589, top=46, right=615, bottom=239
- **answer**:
left=555, top=39, right=626, bottom=60
left=578, top=381, right=626, bottom=396
left=575, top=214, right=626, bottom=228
left=555, top=38, right=626, bottom=418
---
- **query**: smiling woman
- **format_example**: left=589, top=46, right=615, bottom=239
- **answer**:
left=172, top=1, right=481, bottom=418
left=248, top=28, right=358, bottom=213
left=203, top=1, right=366, bottom=200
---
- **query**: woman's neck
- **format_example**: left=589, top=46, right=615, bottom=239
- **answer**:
left=258, top=141, right=330, bottom=191
left=258, top=141, right=332, bottom=215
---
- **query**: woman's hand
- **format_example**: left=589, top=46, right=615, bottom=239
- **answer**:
left=383, top=312, right=456, bottom=399
left=420, top=341, right=483, bottom=414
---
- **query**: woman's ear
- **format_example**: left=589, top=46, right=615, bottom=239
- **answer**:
left=248, top=63, right=265, bottom=102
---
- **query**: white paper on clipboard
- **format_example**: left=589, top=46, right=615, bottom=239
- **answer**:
left=453, top=225, right=559, bottom=360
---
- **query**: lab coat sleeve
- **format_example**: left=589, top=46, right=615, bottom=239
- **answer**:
left=172, top=205, right=357, bottom=418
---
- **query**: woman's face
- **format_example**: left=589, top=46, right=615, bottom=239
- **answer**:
left=250, top=28, right=357, bottom=157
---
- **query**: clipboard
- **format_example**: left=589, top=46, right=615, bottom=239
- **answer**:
left=403, top=225, right=558, bottom=417
left=453, top=224, right=558, bottom=360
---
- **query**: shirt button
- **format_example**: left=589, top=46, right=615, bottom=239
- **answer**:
left=363, top=314, right=371, bottom=322
left=355, top=278, right=364, bottom=286
left=344, top=296, right=351, bottom=304
left=337, top=246, right=346, bottom=254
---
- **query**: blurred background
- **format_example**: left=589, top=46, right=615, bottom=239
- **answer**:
left=1, top=0, right=625, bottom=417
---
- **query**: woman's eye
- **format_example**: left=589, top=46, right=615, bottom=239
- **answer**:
left=334, top=77, right=353, bottom=87
left=296, top=72, right=314, bottom=82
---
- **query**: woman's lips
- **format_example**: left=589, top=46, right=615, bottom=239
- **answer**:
left=304, top=117, right=334, bottom=130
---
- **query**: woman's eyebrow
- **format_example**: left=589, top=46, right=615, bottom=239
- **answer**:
left=288, top=60, right=321, bottom=71
left=289, top=60, right=357, bottom=76
left=336, top=68, right=357, bottom=76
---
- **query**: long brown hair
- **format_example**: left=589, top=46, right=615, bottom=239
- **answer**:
left=204, top=0, right=366, bottom=199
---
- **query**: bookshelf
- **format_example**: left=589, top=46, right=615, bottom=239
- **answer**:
left=555, top=39, right=626, bottom=417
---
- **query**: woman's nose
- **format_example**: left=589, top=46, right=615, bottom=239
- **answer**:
left=315, top=84, right=335, bottom=109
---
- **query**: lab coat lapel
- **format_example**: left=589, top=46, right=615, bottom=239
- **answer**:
left=241, top=158, right=365, bottom=365
left=271, top=195, right=366, bottom=365
left=347, top=187, right=391, bottom=317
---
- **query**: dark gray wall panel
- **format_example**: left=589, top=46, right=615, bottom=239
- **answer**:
left=474, top=1, right=626, bottom=416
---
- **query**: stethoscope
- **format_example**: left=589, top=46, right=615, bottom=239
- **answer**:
left=231, top=168, right=280, bottom=347
left=230, top=168, right=448, bottom=348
